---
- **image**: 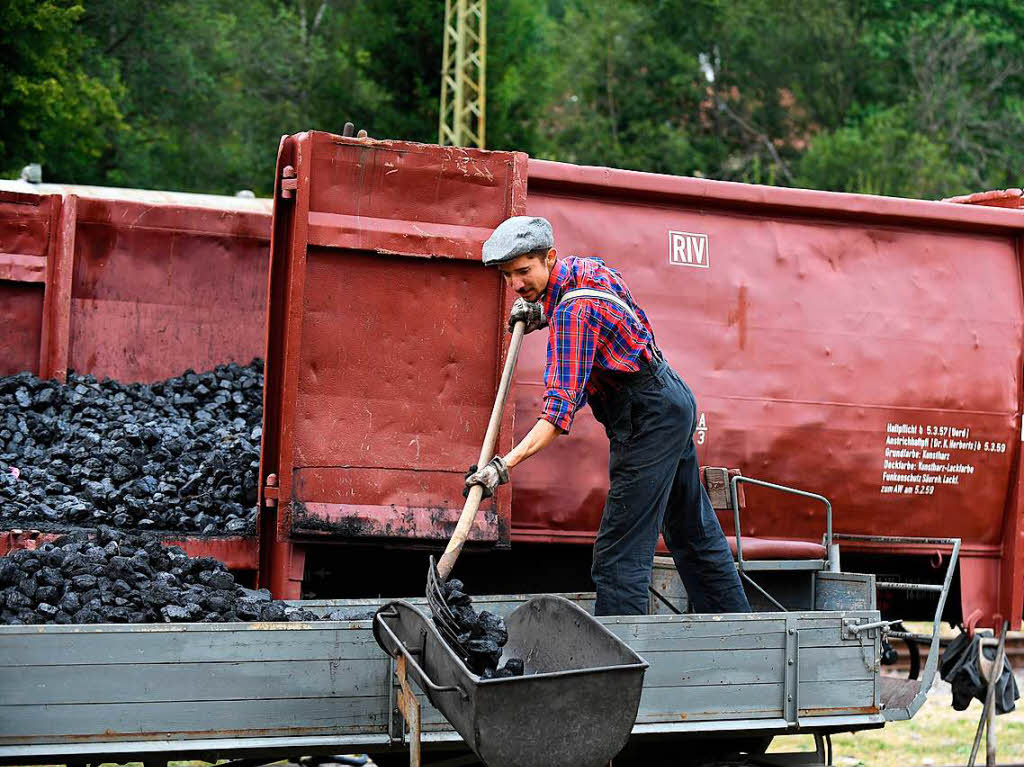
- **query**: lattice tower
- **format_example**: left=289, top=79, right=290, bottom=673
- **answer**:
left=438, top=0, right=486, bottom=148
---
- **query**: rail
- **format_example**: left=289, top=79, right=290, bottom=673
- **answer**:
left=885, top=634, right=1024, bottom=674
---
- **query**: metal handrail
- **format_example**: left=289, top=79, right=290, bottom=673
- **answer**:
left=729, top=474, right=835, bottom=574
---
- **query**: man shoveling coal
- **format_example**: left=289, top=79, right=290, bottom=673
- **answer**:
left=464, top=216, right=751, bottom=616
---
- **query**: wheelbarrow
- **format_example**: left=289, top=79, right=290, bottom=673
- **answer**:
left=374, top=596, right=648, bottom=767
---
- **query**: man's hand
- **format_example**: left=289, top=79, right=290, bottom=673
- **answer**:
left=463, top=456, right=510, bottom=499
left=508, top=297, right=547, bottom=334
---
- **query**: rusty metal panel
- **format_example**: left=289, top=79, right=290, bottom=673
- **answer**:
left=519, top=160, right=1024, bottom=629
left=38, top=194, right=76, bottom=381
left=945, top=188, right=1024, bottom=209
left=66, top=197, right=270, bottom=382
left=0, top=191, right=62, bottom=376
left=165, top=536, right=259, bottom=571
left=260, top=132, right=527, bottom=548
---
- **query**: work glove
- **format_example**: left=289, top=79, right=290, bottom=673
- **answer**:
left=508, top=297, right=547, bottom=334
left=463, top=456, right=510, bottom=499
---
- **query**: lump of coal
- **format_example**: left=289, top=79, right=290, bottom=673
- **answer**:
left=438, top=578, right=522, bottom=678
left=160, top=605, right=192, bottom=622
left=0, top=361, right=264, bottom=535
left=500, top=657, right=524, bottom=676
left=260, top=601, right=287, bottom=622
left=482, top=657, right=525, bottom=680
left=476, top=610, right=508, bottom=645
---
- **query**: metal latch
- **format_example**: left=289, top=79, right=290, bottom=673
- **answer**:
left=263, top=473, right=279, bottom=507
left=280, top=165, right=298, bottom=198
left=842, top=617, right=899, bottom=639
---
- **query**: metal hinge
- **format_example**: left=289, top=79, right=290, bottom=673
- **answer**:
left=279, top=165, right=298, bottom=199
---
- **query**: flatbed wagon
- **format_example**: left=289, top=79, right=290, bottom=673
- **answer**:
left=0, top=604, right=884, bottom=765
left=0, top=526, right=958, bottom=767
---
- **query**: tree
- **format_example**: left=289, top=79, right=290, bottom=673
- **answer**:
left=539, top=0, right=703, bottom=174
left=2, top=0, right=1019, bottom=198
left=795, top=106, right=971, bottom=197
left=0, top=0, right=124, bottom=181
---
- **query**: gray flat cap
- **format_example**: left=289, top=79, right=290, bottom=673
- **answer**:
left=482, top=216, right=554, bottom=265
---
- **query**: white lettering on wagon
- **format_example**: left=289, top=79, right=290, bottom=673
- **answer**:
left=877, top=421, right=1003, bottom=498
left=695, top=412, right=707, bottom=445
left=668, top=231, right=710, bottom=268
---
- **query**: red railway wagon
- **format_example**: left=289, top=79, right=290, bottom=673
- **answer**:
left=516, top=161, right=1024, bottom=632
left=0, top=184, right=271, bottom=382
left=257, top=132, right=1024, bottom=632
left=3, top=142, right=1023, bottom=630
left=0, top=185, right=271, bottom=575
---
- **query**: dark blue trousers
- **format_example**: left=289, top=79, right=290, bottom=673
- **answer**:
left=588, top=357, right=751, bottom=616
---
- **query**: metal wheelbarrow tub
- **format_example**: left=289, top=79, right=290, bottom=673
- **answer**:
left=374, top=595, right=648, bottom=767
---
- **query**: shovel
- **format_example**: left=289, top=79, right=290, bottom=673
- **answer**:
left=376, top=319, right=648, bottom=767
left=427, top=320, right=526, bottom=656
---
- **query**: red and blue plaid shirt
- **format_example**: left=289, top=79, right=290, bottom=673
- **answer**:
left=540, top=256, right=656, bottom=433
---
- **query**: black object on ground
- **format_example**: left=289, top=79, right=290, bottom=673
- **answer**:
left=441, top=578, right=523, bottom=678
left=939, top=630, right=1020, bottom=714
left=0, top=361, right=263, bottom=534
left=0, top=526, right=328, bottom=625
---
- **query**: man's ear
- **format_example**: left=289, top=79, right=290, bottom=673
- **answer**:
left=546, top=248, right=557, bottom=269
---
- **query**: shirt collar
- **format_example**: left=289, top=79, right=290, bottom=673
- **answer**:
left=541, top=258, right=572, bottom=320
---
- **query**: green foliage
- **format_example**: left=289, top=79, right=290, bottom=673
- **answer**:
left=539, top=0, right=702, bottom=173
left=483, top=0, right=556, bottom=153
left=82, top=0, right=387, bottom=194
left=795, top=107, right=972, bottom=197
left=0, top=0, right=124, bottom=180
left=0, top=0, right=1019, bottom=198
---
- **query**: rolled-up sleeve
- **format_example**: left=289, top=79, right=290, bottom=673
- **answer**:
left=541, top=303, right=597, bottom=434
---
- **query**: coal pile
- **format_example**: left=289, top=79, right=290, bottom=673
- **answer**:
left=442, top=578, right=524, bottom=679
left=0, top=527, right=323, bottom=625
left=0, top=361, right=263, bottom=534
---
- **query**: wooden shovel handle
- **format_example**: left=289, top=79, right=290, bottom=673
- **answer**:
left=436, top=320, right=527, bottom=581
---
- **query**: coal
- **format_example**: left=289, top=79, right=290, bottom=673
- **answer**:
left=0, top=526, right=342, bottom=626
left=0, top=361, right=263, bottom=534
left=441, top=578, right=523, bottom=678
left=482, top=657, right=525, bottom=680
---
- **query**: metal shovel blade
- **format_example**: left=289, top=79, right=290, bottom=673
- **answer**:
left=427, top=554, right=471, bottom=660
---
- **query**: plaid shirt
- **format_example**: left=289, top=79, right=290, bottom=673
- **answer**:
left=539, top=256, right=656, bottom=433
